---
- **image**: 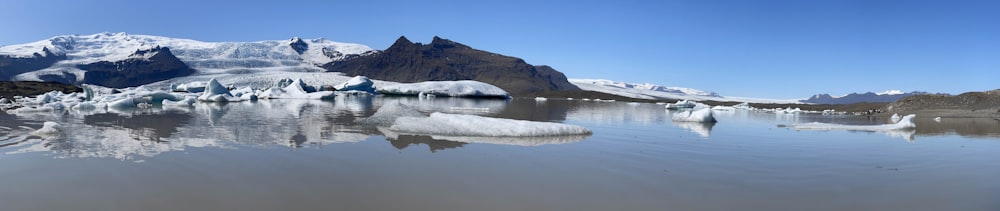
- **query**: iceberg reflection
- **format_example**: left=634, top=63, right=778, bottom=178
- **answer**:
left=671, top=121, right=716, bottom=138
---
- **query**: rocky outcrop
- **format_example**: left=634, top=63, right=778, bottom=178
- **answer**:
left=325, top=36, right=579, bottom=95
left=886, top=90, right=1000, bottom=112
left=0, top=47, right=67, bottom=80
left=0, top=81, right=81, bottom=99
left=78, top=46, right=196, bottom=88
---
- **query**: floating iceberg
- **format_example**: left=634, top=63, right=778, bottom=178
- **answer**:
left=31, top=121, right=62, bottom=137
left=334, top=76, right=376, bottom=93
left=672, top=108, right=717, bottom=123
left=891, top=113, right=901, bottom=123
left=378, top=80, right=510, bottom=98
left=163, top=97, right=197, bottom=107
left=259, top=78, right=336, bottom=99
left=197, top=78, right=241, bottom=102
left=665, top=100, right=697, bottom=110
left=388, top=112, right=591, bottom=137
left=711, top=105, right=735, bottom=111
left=172, top=81, right=207, bottom=93
left=792, top=114, right=916, bottom=131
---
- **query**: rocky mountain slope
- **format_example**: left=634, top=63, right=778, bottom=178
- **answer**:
left=801, top=90, right=928, bottom=104
left=324, top=36, right=579, bottom=95
left=77, top=46, right=196, bottom=88
left=886, top=89, right=1000, bottom=112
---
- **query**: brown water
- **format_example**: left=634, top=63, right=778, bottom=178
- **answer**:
left=1, top=97, right=998, bottom=210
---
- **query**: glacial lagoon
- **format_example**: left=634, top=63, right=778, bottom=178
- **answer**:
left=1, top=97, right=999, bottom=210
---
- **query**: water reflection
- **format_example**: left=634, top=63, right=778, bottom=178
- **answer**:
left=3, top=98, right=998, bottom=160
left=671, top=122, right=716, bottom=138
left=0, top=97, right=589, bottom=160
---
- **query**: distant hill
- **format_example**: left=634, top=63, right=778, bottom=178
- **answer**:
left=886, top=89, right=1000, bottom=112
left=324, top=36, right=579, bottom=95
left=801, top=90, right=928, bottom=104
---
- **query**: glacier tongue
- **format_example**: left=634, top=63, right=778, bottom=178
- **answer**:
left=0, top=32, right=377, bottom=82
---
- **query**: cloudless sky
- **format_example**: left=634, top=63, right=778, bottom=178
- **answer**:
left=2, top=0, right=998, bottom=98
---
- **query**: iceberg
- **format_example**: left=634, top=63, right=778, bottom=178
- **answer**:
left=31, top=121, right=61, bottom=137
left=197, top=78, right=240, bottom=102
left=378, top=80, right=510, bottom=98
left=792, top=114, right=916, bottom=131
left=334, top=76, right=376, bottom=93
left=890, top=113, right=901, bottom=123
left=665, top=100, right=697, bottom=110
left=172, top=81, right=207, bottom=93
left=711, top=105, right=736, bottom=111
left=163, top=97, right=197, bottom=107
left=672, top=108, right=717, bottom=123
left=388, top=112, right=591, bottom=137
left=259, top=78, right=336, bottom=99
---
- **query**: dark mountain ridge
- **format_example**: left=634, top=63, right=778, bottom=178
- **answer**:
left=324, top=36, right=579, bottom=95
left=0, top=47, right=67, bottom=80
left=77, top=46, right=196, bottom=88
left=801, top=91, right=929, bottom=104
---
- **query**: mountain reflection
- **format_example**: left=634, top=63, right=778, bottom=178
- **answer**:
left=0, top=97, right=595, bottom=160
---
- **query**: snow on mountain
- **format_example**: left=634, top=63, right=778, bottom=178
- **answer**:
left=876, top=90, right=905, bottom=95
left=0, top=32, right=376, bottom=82
left=569, top=79, right=800, bottom=104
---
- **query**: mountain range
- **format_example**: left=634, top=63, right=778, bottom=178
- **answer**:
left=0, top=32, right=579, bottom=94
left=800, top=90, right=930, bottom=104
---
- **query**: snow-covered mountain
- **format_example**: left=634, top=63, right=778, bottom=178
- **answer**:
left=800, top=90, right=929, bottom=104
left=569, top=79, right=800, bottom=103
left=0, top=32, right=375, bottom=86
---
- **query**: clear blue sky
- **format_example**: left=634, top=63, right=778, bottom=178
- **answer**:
left=2, top=0, right=998, bottom=99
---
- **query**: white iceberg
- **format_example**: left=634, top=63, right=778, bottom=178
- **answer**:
left=711, top=105, right=736, bottom=111
left=258, top=78, right=336, bottom=99
left=31, top=121, right=61, bottom=137
left=162, top=97, right=197, bottom=107
left=672, top=108, right=717, bottom=123
left=665, top=100, right=697, bottom=109
left=890, top=113, right=901, bottom=123
left=197, top=78, right=240, bottom=102
left=792, top=114, right=916, bottom=131
left=388, top=112, right=591, bottom=137
left=334, top=76, right=376, bottom=93
left=535, top=97, right=548, bottom=101
left=378, top=80, right=509, bottom=98
left=172, top=81, right=207, bottom=93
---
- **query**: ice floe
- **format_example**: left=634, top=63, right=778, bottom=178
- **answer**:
left=378, top=80, right=510, bottom=98
left=334, top=76, right=376, bottom=93
left=672, top=108, right=717, bottom=123
left=792, top=114, right=916, bottom=131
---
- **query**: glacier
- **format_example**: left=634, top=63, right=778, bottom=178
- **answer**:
left=378, top=80, right=510, bottom=98
left=0, top=32, right=376, bottom=83
left=569, top=78, right=801, bottom=104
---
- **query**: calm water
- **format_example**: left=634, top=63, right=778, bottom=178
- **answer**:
left=1, top=97, right=998, bottom=210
